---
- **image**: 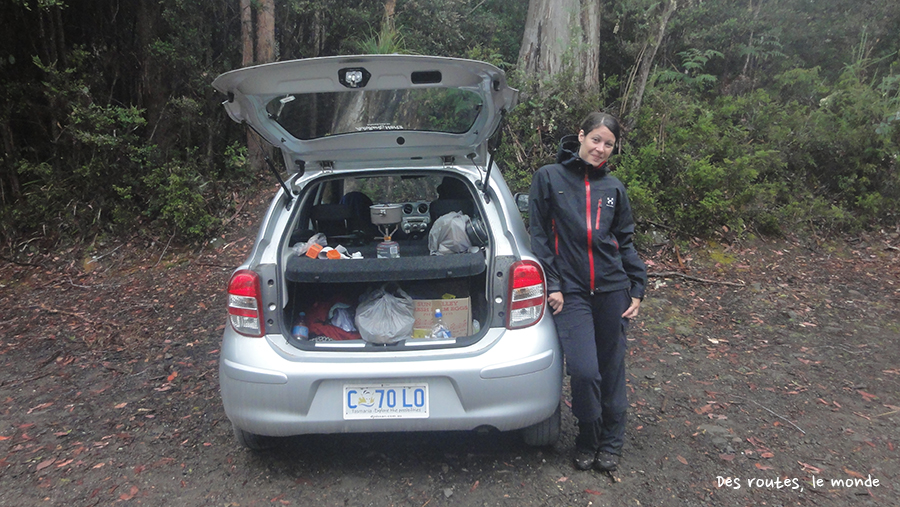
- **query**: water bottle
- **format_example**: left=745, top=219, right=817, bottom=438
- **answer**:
left=291, top=312, right=309, bottom=340
left=429, top=308, right=451, bottom=340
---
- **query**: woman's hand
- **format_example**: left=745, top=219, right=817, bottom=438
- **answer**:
left=548, top=292, right=564, bottom=315
left=622, top=297, right=641, bottom=319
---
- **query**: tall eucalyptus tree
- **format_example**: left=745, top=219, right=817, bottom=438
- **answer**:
left=517, top=0, right=601, bottom=91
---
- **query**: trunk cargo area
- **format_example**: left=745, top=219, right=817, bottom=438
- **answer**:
left=283, top=238, right=489, bottom=346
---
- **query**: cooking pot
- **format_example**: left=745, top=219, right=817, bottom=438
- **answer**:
left=370, top=204, right=403, bottom=225
left=466, top=215, right=488, bottom=247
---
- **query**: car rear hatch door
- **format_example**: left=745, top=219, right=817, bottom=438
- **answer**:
left=212, top=55, right=517, bottom=170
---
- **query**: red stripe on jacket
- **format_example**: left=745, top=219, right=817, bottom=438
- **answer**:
left=584, top=173, right=594, bottom=292
left=552, top=219, right=559, bottom=255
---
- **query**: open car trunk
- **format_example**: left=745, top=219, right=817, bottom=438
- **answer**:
left=279, top=172, right=492, bottom=349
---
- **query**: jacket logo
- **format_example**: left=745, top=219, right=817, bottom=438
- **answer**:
left=606, top=197, right=615, bottom=208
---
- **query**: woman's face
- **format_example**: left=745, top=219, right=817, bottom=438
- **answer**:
left=578, top=125, right=616, bottom=167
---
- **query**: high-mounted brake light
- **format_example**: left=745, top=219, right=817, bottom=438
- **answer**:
left=507, top=260, right=545, bottom=329
left=227, top=269, right=265, bottom=337
left=339, top=67, right=371, bottom=88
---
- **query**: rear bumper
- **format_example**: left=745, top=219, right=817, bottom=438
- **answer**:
left=219, top=317, right=562, bottom=436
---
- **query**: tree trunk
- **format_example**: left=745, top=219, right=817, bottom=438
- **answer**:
left=312, top=7, right=324, bottom=57
left=244, top=0, right=276, bottom=175
left=384, top=0, right=396, bottom=31
left=37, top=8, right=54, bottom=65
left=579, top=0, right=600, bottom=90
left=52, top=6, right=66, bottom=68
left=624, top=0, right=677, bottom=130
left=741, top=0, right=765, bottom=78
left=255, top=0, right=275, bottom=64
left=517, top=0, right=600, bottom=91
left=137, top=0, right=165, bottom=142
left=240, top=0, right=254, bottom=66
left=0, top=121, right=21, bottom=204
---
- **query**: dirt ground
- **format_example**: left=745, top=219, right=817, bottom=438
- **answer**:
left=1, top=191, right=898, bottom=506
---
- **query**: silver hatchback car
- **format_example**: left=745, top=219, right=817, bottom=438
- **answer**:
left=212, top=55, right=562, bottom=449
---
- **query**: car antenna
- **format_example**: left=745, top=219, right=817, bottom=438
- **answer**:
left=478, top=109, right=506, bottom=201
left=245, top=124, right=293, bottom=203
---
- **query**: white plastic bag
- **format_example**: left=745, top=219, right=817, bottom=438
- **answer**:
left=428, top=212, right=471, bottom=255
left=328, top=303, right=357, bottom=332
left=354, top=285, right=415, bottom=344
left=291, top=232, right=327, bottom=256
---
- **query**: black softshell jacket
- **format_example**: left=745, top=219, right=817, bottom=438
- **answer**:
left=529, top=135, right=647, bottom=300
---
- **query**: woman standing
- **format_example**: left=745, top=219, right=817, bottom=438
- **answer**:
left=529, top=112, right=647, bottom=472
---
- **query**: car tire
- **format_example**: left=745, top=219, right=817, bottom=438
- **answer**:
left=232, top=424, right=275, bottom=450
left=521, top=402, right=561, bottom=447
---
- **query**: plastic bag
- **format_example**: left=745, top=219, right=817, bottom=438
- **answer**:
left=429, top=211, right=471, bottom=255
left=291, top=232, right=327, bottom=256
left=354, top=285, right=415, bottom=344
left=328, top=303, right=357, bottom=332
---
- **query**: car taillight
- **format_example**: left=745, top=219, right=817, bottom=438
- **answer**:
left=227, top=269, right=265, bottom=337
left=507, top=260, right=545, bottom=329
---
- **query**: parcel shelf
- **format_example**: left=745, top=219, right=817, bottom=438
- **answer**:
left=284, top=250, right=486, bottom=283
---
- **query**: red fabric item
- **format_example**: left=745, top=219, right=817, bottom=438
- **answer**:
left=306, top=298, right=361, bottom=341
left=584, top=173, right=595, bottom=293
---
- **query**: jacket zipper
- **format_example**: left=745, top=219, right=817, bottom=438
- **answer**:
left=585, top=161, right=607, bottom=294
left=584, top=173, right=595, bottom=294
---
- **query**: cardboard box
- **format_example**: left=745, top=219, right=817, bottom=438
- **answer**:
left=412, top=297, right=472, bottom=339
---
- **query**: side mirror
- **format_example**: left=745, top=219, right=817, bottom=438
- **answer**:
left=514, top=193, right=529, bottom=214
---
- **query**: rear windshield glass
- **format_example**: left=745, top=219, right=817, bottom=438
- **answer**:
left=344, top=175, right=443, bottom=203
left=266, top=89, right=483, bottom=140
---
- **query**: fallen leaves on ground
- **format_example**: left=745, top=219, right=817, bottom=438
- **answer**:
left=799, top=461, right=823, bottom=474
left=857, top=390, right=879, bottom=402
left=844, top=467, right=866, bottom=479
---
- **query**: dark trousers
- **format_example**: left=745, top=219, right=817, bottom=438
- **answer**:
left=553, top=289, right=630, bottom=454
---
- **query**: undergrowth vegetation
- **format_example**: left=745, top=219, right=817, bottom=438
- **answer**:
left=2, top=56, right=256, bottom=244
left=503, top=44, right=899, bottom=239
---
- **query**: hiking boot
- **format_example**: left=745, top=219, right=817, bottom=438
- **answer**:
left=594, top=451, right=619, bottom=472
left=573, top=449, right=595, bottom=471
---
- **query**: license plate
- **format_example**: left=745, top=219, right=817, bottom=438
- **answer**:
left=343, top=383, right=429, bottom=420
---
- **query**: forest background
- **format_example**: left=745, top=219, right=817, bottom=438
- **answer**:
left=0, top=0, right=898, bottom=254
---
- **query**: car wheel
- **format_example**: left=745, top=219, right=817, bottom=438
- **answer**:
left=521, top=402, right=561, bottom=447
left=232, top=423, right=275, bottom=450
